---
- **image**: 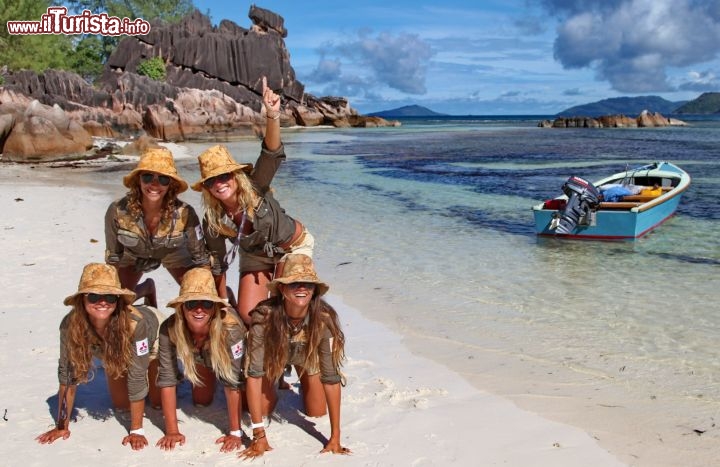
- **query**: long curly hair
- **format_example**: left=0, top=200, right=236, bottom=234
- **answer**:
left=65, top=296, right=134, bottom=382
left=170, top=305, right=238, bottom=387
left=125, top=177, right=181, bottom=221
left=258, top=295, right=346, bottom=382
left=201, top=170, right=260, bottom=238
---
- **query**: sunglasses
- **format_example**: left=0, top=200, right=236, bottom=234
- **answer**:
left=287, top=282, right=316, bottom=290
left=184, top=300, right=215, bottom=310
left=202, top=172, right=233, bottom=189
left=86, top=293, right=119, bottom=304
left=140, top=173, right=171, bottom=186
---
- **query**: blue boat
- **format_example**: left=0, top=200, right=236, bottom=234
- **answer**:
left=532, top=161, right=691, bottom=240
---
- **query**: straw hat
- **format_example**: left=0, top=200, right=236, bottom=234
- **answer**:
left=166, top=268, right=227, bottom=308
left=267, top=254, right=329, bottom=296
left=123, top=147, right=189, bottom=193
left=191, top=144, right=252, bottom=191
left=63, top=263, right=136, bottom=306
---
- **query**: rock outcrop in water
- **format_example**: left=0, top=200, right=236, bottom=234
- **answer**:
left=0, top=6, right=398, bottom=162
left=539, top=110, right=686, bottom=128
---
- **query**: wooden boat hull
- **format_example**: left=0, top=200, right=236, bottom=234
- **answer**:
left=532, top=162, right=690, bottom=240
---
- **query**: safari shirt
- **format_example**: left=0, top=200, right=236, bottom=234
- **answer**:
left=204, top=143, right=298, bottom=274
left=105, top=197, right=209, bottom=272
left=246, top=302, right=343, bottom=385
left=156, top=310, right=247, bottom=389
left=57, top=305, right=161, bottom=401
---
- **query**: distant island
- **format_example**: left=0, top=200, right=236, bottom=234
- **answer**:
left=368, top=105, right=447, bottom=118
left=557, top=92, right=720, bottom=116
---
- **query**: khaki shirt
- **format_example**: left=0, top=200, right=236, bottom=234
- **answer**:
left=105, top=197, right=209, bottom=271
left=246, top=302, right=342, bottom=384
left=156, top=310, right=247, bottom=389
left=204, top=143, right=297, bottom=274
left=57, top=305, right=160, bottom=401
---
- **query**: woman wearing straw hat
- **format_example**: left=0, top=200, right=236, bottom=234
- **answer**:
left=192, top=78, right=314, bottom=328
left=155, top=267, right=261, bottom=453
left=105, top=147, right=210, bottom=305
left=240, top=254, right=350, bottom=458
left=36, top=263, right=163, bottom=451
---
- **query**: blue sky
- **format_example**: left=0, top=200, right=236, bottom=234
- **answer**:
left=193, top=1, right=720, bottom=115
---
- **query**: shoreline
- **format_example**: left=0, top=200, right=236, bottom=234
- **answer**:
left=0, top=156, right=626, bottom=465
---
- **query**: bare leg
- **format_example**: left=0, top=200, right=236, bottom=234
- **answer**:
left=134, top=278, right=157, bottom=308
left=117, top=266, right=143, bottom=291
left=191, top=364, right=217, bottom=407
left=106, top=373, right=130, bottom=410
left=167, top=266, right=191, bottom=286
left=297, top=369, right=328, bottom=417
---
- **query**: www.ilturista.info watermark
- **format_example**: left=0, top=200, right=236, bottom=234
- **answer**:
left=7, top=7, right=151, bottom=36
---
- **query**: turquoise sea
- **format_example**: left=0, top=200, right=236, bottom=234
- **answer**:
left=179, top=115, right=720, bottom=461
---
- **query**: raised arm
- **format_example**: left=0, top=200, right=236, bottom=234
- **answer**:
left=262, top=76, right=281, bottom=152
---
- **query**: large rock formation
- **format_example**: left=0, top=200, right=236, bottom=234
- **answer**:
left=539, top=110, right=686, bottom=129
left=0, top=6, right=398, bottom=161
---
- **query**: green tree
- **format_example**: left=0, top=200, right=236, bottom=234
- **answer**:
left=0, top=0, right=75, bottom=72
left=136, top=56, right=166, bottom=81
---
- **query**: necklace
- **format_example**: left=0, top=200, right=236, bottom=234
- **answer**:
left=286, top=314, right=306, bottom=334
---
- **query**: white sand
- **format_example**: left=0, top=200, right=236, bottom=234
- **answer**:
left=0, top=159, right=624, bottom=466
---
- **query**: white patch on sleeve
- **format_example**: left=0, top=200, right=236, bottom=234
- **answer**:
left=135, top=338, right=149, bottom=356
left=231, top=340, right=244, bottom=360
left=195, top=224, right=204, bottom=240
left=328, top=337, right=334, bottom=351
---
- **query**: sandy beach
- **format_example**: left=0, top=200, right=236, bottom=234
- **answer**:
left=0, top=145, right=630, bottom=466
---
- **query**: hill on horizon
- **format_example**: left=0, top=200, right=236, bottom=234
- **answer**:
left=368, top=105, right=447, bottom=117
left=673, top=92, right=720, bottom=113
left=557, top=96, right=686, bottom=117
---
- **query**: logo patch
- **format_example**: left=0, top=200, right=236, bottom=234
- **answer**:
left=195, top=224, right=204, bottom=240
left=136, top=338, right=149, bottom=356
left=231, top=340, right=244, bottom=360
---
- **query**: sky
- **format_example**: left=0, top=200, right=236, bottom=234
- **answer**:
left=192, top=0, right=720, bottom=115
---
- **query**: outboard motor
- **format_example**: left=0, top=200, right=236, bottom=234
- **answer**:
left=553, top=176, right=601, bottom=234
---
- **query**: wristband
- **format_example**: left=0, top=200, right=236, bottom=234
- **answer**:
left=229, top=429, right=243, bottom=437
left=250, top=421, right=265, bottom=430
left=266, top=111, right=280, bottom=120
left=129, top=428, right=145, bottom=436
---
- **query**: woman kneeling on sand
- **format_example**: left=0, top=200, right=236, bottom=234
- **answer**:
left=36, top=263, right=162, bottom=451
left=240, top=254, right=350, bottom=458
left=155, top=268, right=271, bottom=453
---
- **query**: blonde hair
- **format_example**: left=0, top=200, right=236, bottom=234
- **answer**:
left=201, top=170, right=260, bottom=238
left=126, top=178, right=181, bottom=221
left=256, top=296, right=345, bottom=382
left=65, top=296, right=134, bottom=382
left=170, top=305, right=239, bottom=386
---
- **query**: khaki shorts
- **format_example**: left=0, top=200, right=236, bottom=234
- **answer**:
left=240, top=229, right=315, bottom=273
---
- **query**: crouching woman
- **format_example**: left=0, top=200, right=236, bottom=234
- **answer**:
left=155, top=268, right=249, bottom=453
left=240, top=254, right=351, bottom=458
left=36, top=263, right=162, bottom=451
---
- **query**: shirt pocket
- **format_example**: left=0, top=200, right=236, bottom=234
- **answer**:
left=117, top=229, right=141, bottom=248
left=164, top=232, right=186, bottom=249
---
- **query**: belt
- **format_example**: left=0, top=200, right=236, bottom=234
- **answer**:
left=279, top=220, right=305, bottom=250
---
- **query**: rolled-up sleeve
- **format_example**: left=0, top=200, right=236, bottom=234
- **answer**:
left=104, top=201, right=122, bottom=265
left=57, top=314, right=76, bottom=385
left=156, top=319, right=182, bottom=388
left=126, top=315, right=152, bottom=401
left=246, top=312, right=268, bottom=379
left=251, top=143, right=286, bottom=193
left=319, top=325, right=342, bottom=384
left=183, top=205, right=210, bottom=268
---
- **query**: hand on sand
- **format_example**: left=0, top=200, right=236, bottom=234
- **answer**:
left=238, top=436, right=272, bottom=459
left=36, top=427, right=70, bottom=444
left=216, top=433, right=244, bottom=452
left=122, top=432, right=148, bottom=450
left=321, top=438, right=351, bottom=455
left=156, top=432, right=185, bottom=450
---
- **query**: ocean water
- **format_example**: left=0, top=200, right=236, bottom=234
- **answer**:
left=180, top=115, right=720, bottom=459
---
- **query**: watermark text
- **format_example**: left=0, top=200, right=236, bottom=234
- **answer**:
left=7, top=7, right=151, bottom=36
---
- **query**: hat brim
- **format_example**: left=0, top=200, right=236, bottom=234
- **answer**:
left=64, top=285, right=136, bottom=306
left=166, top=292, right=228, bottom=308
left=191, top=164, right=253, bottom=191
left=267, top=278, right=329, bottom=297
left=123, top=169, right=189, bottom=193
